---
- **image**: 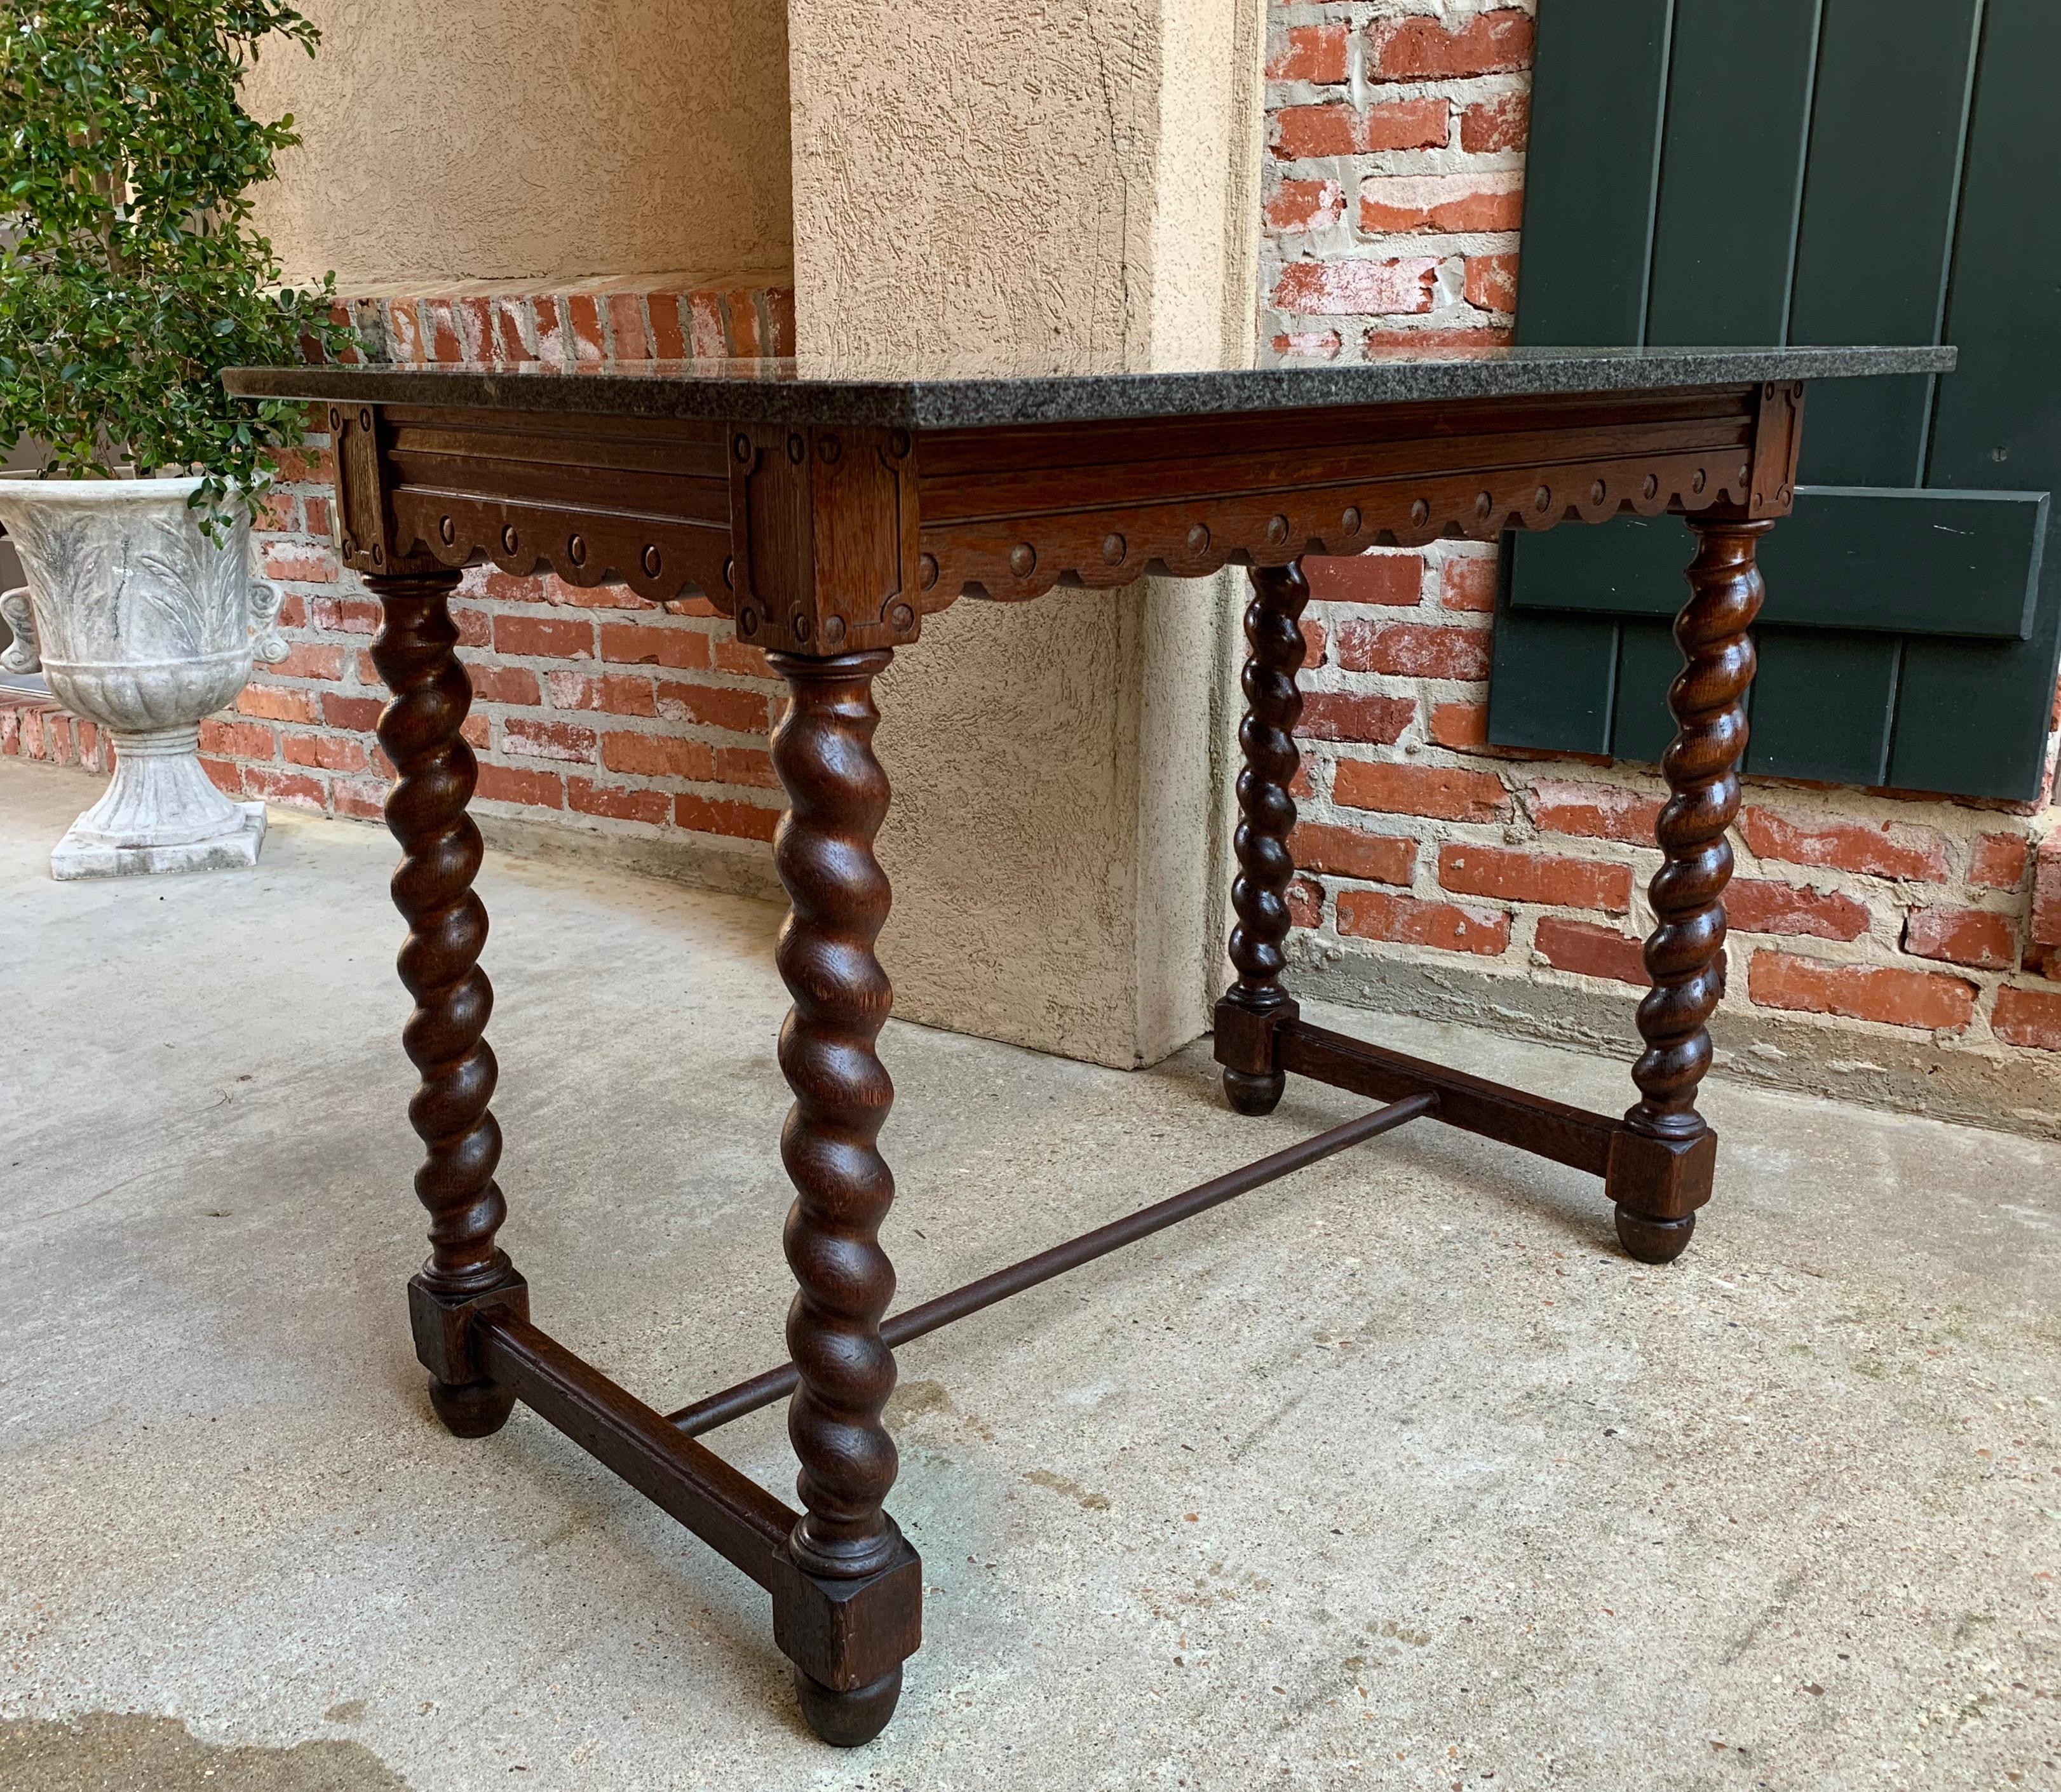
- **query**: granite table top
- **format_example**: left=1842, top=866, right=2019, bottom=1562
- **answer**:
left=224, top=344, right=1957, bottom=432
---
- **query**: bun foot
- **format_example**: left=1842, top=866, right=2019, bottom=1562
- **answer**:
left=1614, top=1206, right=1696, bottom=1265
left=427, top=1376, right=517, bottom=1438
left=1223, top=1068, right=1285, bottom=1116
left=795, top=1664, right=902, bottom=1748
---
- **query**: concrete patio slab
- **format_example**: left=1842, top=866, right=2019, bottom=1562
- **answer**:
left=0, top=754, right=2055, bottom=1791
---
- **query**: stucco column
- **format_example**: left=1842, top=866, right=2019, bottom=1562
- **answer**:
left=786, top=0, right=1268, bottom=1067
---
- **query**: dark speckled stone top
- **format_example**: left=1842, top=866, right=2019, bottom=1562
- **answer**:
left=224, top=344, right=1956, bottom=431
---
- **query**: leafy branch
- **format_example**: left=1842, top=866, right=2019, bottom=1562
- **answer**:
left=0, top=0, right=352, bottom=519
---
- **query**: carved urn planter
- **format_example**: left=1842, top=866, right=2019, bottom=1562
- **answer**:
left=0, top=476, right=288, bottom=879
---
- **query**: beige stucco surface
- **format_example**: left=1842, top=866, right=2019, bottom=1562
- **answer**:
left=241, top=1, right=795, bottom=291
left=788, top=0, right=1267, bottom=1067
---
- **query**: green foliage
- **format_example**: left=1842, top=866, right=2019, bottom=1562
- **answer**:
left=0, top=0, right=351, bottom=517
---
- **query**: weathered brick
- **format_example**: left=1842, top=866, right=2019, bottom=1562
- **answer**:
left=1748, top=952, right=1978, bottom=1032
left=1289, top=821, right=1416, bottom=885
left=1993, top=985, right=2061, bottom=1051
left=2034, top=836, right=2061, bottom=948
left=262, top=544, right=339, bottom=585
left=198, top=718, right=276, bottom=760
left=716, top=745, right=780, bottom=790
left=1440, top=555, right=1498, bottom=613
left=450, top=605, right=493, bottom=648
left=1274, top=258, right=1441, bottom=318
left=322, top=692, right=388, bottom=732
left=1267, top=23, right=1349, bottom=82
left=1535, top=918, right=1650, bottom=987
left=1273, top=98, right=1450, bottom=159
left=494, top=614, right=595, bottom=659
left=711, top=635, right=777, bottom=679
left=1297, top=691, right=1414, bottom=744
left=1528, top=779, right=1663, bottom=845
left=1902, top=905, right=2017, bottom=971
left=307, top=595, right=382, bottom=635
left=468, top=664, right=543, bottom=706
left=240, top=764, right=327, bottom=811
left=546, top=670, right=658, bottom=716
left=1358, top=174, right=1524, bottom=236
left=1439, top=844, right=1632, bottom=913
left=1726, top=878, right=1870, bottom=943
left=1742, top=808, right=1950, bottom=882
left=1368, top=10, right=1533, bottom=81
left=1364, top=325, right=1513, bottom=354
left=1302, top=618, right=1329, bottom=666
left=1287, top=873, right=1324, bottom=929
left=503, top=717, right=598, bottom=764
left=199, top=755, right=241, bottom=793
left=332, top=778, right=388, bottom=822
left=474, top=762, right=562, bottom=807
left=1464, top=252, right=1519, bottom=313
left=1335, top=758, right=1507, bottom=822
left=1274, top=328, right=1345, bottom=359
left=601, top=731, right=717, bottom=781
left=1266, top=179, right=1346, bottom=234
left=1460, top=91, right=1529, bottom=152
left=283, top=732, right=370, bottom=772
left=1335, top=619, right=1490, bottom=679
left=600, top=622, right=712, bottom=670
left=1337, top=889, right=1509, bottom=955
left=1968, top=832, right=2029, bottom=890
left=1428, top=700, right=1488, bottom=750
left=569, top=776, right=670, bottom=825
left=1306, top=552, right=1424, bottom=607
left=676, top=792, right=779, bottom=842
left=266, top=643, right=348, bottom=681
left=654, top=682, right=772, bottom=735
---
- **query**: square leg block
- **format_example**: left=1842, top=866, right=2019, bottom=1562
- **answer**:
left=408, top=1272, right=531, bottom=1387
left=770, top=1528, right=923, bottom=1694
left=1605, top=1127, right=1717, bottom=1222
left=1212, top=992, right=1298, bottom=1077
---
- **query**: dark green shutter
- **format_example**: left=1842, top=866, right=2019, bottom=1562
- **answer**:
left=1490, top=0, right=2061, bottom=802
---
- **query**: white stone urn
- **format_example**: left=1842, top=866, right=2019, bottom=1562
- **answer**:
left=0, top=476, right=288, bottom=879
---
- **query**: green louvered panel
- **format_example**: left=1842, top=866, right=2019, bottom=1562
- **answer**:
left=1492, top=0, right=2060, bottom=802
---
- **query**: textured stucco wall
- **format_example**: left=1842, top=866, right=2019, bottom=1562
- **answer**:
left=241, top=1, right=794, bottom=290
left=787, top=0, right=1266, bottom=1067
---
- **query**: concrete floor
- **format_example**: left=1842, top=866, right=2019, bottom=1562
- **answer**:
left=0, top=753, right=2057, bottom=1792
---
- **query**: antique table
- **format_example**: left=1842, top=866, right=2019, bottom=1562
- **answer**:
left=226, top=345, right=1949, bottom=1745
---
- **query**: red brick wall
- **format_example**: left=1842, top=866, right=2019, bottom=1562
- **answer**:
left=1264, top=0, right=2061, bottom=1063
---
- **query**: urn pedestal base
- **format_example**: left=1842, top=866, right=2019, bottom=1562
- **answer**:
left=51, top=800, right=266, bottom=880
left=48, top=722, right=268, bottom=880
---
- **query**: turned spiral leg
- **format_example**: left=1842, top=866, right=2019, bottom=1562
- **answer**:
left=768, top=649, right=907, bottom=1744
left=368, top=570, right=520, bottom=1436
left=1220, top=562, right=1311, bottom=1116
left=1611, top=518, right=1769, bottom=1264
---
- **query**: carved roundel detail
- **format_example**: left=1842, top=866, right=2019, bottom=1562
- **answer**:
left=438, top=515, right=456, bottom=544
left=1409, top=497, right=1431, bottom=526
left=823, top=615, right=848, bottom=645
left=1475, top=490, right=1494, bottom=520
left=1187, top=523, right=1211, bottom=553
left=787, top=433, right=806, bottom=464
left=643, top=544, right=663, bottom=577
left=1589, top=480, right=1607, bottom=505
left=1266, top=513, right=1290, bottom=545
left=501, top=524, right=520, bottom=553
left=1341, top=506, right=1362, bottom=536
left=890, top=602, right=916, bottom=632
left=1643, top=474, right=1660, bottom=500
left=734, top=433, right=752, bottom=463
left=739, top=606, right=759, bottom=635
left=1010, top=543, right=1037, bottom=576
left=1693, top=469, right=1708, bottom=494
left=818, top=434, right=842, bottom=464
left=567, top=533, right=588, bottom=567
left=1534, top=485, right=1552, bottom=512
left=919, top=553, right=940, bottom=589
left=1101, top=532, right=1126, bottom=565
